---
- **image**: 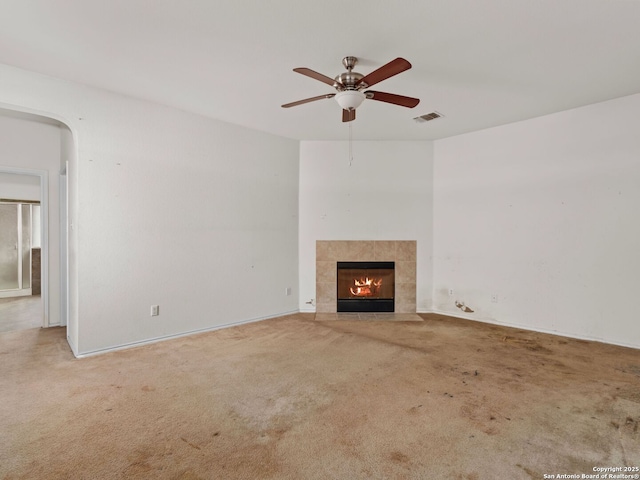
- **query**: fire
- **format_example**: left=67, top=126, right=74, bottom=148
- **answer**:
left=350, top=277, right=382, bottom=297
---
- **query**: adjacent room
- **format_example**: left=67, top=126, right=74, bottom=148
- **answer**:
left=0, top=1, right=638, bottom=478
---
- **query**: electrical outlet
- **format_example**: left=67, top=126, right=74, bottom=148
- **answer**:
left=491, top=294, right=498, bottom=303
left=285, top=287, right=292, bottom=296
left=448, top=289, right=454, bottom=296
left=150, top=305, right=160, bottom=316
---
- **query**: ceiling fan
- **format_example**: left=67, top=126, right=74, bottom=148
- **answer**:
left=281, top=56, right=420, bottom=122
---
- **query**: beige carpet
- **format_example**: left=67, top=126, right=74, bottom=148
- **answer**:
left=0, top=295, right=42, bottom=333
left=1, top=313, right=639, bottom=479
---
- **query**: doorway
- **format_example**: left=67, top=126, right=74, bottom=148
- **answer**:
left=0, top=171, right=47, bottom=332
left=0, top=107, right=73, bottom=347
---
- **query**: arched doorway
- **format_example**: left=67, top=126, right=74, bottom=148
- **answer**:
left=0, top=107, right=74, bottom=334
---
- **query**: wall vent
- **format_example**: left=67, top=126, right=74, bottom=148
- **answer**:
left=413, top=112, right=443, bottom=123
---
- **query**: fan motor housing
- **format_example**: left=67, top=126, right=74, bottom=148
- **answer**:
left=335, top=71, right=365, bottom=90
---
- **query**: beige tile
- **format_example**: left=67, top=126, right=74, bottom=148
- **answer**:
left=321, top=312, right=423, bottom=321
left=372, top=313, right=395, bottom=320
left=316, top=241, right=340, bottom=261
left=335, top=313, right=362, bottom=321
left=316, top=241, right=330, bottom=261
left=396, top=261, right=416, bottom=283
left=316, top=261, right=336, bottom=283
left=330, top=241, right=350, bottom=260
left=395, top=303, right=416, bottom=314
left=379, top=313, right=423, bottom=321
left=345, top=241, right=375, bottom=261
left=314, top=313, right=338, bottom=321
left=316, top=303, right=337, bottom=313
left=397, top=241, right=417, bottom=261
left=373, top=241, right=397, bottom=260
left=395, top=283, right=417, bottom=305
left=316, top=282, right=336, bottom=304
left=383, top=312, right=424, bottom=322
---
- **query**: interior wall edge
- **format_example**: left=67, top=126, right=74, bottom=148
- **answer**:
left=66, top=332, right=79, bottom=357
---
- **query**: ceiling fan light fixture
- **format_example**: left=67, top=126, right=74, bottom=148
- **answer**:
left=335, top=90, right=366, bottom=110
left=283, top=57, right=417, bottom=123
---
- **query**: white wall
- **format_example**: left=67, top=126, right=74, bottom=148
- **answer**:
left=0, top=114, right=62, bottom=325
left=299, top=141, right=434, bottom=312
left=433, top=93, right=640, bottom=348
left=0, top=63, right=299, bottom=356
left=0, top=172, right=40, bottom=200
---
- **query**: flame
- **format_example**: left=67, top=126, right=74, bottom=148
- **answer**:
left=350, top=277, right=382, bottom=297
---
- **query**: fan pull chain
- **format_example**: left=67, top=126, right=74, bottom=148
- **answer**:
left=348, top=122, right=353, bottom=167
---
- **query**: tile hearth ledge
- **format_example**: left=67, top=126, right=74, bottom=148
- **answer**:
left=314, top=312, right=423, bottom=322
left=315, top=240, right=417, bottom=314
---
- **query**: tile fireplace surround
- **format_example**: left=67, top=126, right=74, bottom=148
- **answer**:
left=316, top=240, right=417, bottom=314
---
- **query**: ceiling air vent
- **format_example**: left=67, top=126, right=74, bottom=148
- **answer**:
left=413, top=112, right=443, bottom=123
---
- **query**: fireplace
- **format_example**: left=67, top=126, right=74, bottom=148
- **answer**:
left=337, top=261, right=395, bottom=312
left=315, top=240, right=416, bottom=314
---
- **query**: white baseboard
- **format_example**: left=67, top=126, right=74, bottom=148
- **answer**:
left=0, top=288, right=33, bottom=299
left=72, top=307, right=639, bottom=358
left=74, top=309, right=300, bottom=358
left=424, top=308, right=640, bottom=350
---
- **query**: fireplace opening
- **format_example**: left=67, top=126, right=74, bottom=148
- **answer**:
left=337, top=261, right=395, bottom=312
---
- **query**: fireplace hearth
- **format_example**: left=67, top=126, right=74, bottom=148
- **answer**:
left=337, top=261, right=395, bottom=312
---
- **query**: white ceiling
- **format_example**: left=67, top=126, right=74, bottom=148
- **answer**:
left=1, top=0, right=639, bottom=141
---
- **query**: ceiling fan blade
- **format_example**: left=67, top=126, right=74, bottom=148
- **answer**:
left=342, top=109, right=356, bottom=122
left=281, top=93, right=335, bottom=108
left=365, top=91, right=420, bottom=108
left=356, top=58, right=412, bottom=88
left=293, top=68, right=339, bottom=87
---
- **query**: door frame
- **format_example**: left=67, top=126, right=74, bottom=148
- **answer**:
left=0, top=167, right=49, bottom=327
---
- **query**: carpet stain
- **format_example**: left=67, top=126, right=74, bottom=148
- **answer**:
left=516, top=463, right=540, bottom=478
left=124, top=450, right=155, bottom=476
left=180, top=437, right=201, bottom=450
left=493, top=334, right=554, bottom=354
left=390, top=451, right=410, bottom=463
left=174, top=471, right=204, bottom=480
left=618, top=387, right=640, bottom=404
